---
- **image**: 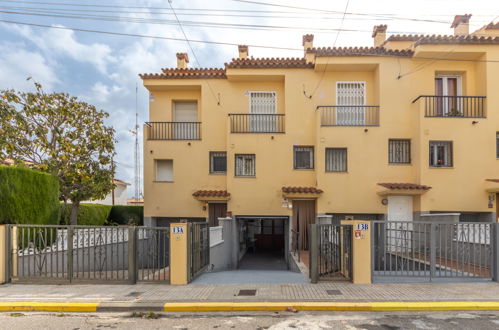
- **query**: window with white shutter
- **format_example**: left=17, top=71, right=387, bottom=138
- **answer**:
left=336, top=82, right=366, bottom=125
left=325, top=148, right=347, bottom=172
left=156, top=159, right=173, bottom=181
left=249, top=91, right=276, bottom=132
left=235, top=154, right=256, bottom=177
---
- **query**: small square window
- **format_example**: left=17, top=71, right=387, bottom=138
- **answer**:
left=210, top=152, right=227, bottom=174
left=389, top=139, right=411, bottom=164
left=156, top=159, right=173, bottom=181
left=325, top=148, right=347, bottom=172
left=235, top=154, right=255, bottom=177
left=294, top=146, right=314, bottom=169
left=429, top=141, right=453, bottom=167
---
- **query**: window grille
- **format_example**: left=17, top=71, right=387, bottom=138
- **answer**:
left=429, top=141, right=453, bottom=167
left=336, top=82, right=366, bottom=125
left=325, top=148, right=347, bottom=172
left=389, top=139, right=411, bottom=164
left=294, top=146, right=314, bottom=169
left=235, top=154, right=256, bottom=176
left=210, top=152, right=227, bottom=174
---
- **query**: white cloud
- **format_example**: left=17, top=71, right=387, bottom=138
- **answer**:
left=0, top=42, right=59, bottom=90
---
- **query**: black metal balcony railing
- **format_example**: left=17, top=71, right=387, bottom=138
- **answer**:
left=412, top=95, right=486, bottom=118
left=317, top=106, right=380, bottom=126
left=229, top=114, right=285, bottom=133
left=145, top=122, right=201, bottom=140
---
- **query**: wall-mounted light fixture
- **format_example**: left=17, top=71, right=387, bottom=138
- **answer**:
left=364, top=128, right=369, bottom=133
left=472, top=121, right=479, bottom=125
left=381, top=198, right=388, bottom=205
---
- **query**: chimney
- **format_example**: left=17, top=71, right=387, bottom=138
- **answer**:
left=302, top=34, right=314, bottom=51
left=238, top=45, right=248, bottom=59
left=451, top=14, right=472, bottom=36
left=176, top=52, right=189, bottom=69
left=372, top=25, right=387, bottom=47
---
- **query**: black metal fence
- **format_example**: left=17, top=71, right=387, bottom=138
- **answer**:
left=318, top=106, right=380, bottom=126
left=188, top=222, right=209, bottom=281
left=310, top=224, right=352, bottom=283
left=146, top=122, right=201, bottom=140
left=412, top=95, right=486, bottom=118
left=9, top=225, right=170, bottom=283
left=229, top=114, right=285, bottom=133
left=373, top=221, right=494, bottom=282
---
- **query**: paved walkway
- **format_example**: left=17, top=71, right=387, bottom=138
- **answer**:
left=191, top=270, right=309, bottom=285
left=0, top=281, right=498, bottom=303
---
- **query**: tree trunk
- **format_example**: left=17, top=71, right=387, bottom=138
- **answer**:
left=70, top=201, right=79, bottom=225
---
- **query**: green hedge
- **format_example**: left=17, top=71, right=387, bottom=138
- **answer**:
left=60, top=203, right=112, bottom=226
left=0, top=166, right=60, bottom=225
left=108, top=205, right=144, bottom=226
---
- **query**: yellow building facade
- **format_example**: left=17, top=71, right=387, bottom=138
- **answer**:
left=141, top=15, right=499, bottom=252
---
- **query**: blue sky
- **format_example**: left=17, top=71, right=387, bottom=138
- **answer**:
left=0, top=0, right=497, bottom=198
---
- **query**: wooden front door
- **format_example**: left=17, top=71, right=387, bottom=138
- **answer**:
left=208, top=203, right=227, bottom=227
left=292, top=200, right=316, bottom=250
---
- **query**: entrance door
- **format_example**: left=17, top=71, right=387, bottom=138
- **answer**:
left=496, top=194, right=499, bottom=222
left=387, top=195, right=413, bottom=221
left=435, top=75, right=461, bottom=116
left=336, top=82, right=366, bottom=125
left=208, top=203, right=227, bottom=227
left=292, top=200, right=316, bottom=250
left=249, top=91, right=276, bottom=132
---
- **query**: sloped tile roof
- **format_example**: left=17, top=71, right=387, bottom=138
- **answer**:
left=415, top=34, right=499, bottom=46
left=485, top=22, right=499, bottom=30
left=308, top=47, right=414, bottom=57
left=378, top=183, right=432, bottom=190
left=192, top=190, right=230, bottom=198
left=282, top=186, right=323, bottom=194
left=486, top=179, right=499, bottom=183
left=225, top=57, right=313, bottom=69
left=139, top=68, right=226, bottom=79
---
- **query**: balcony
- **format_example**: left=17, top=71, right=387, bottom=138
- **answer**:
left=145, top=122, right=201, bottom=140
left=317, top=106, right=380, bottom=126
left=412, top=95, right=486, bottom=118
left=229, top=114, right=285, bottom=133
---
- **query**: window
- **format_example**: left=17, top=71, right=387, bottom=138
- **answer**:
left=156, top=159, right=173, bottom=181
left=325, top=148, right=347, bottom=172
left=435, top=75, right=462, bottom=116
left=336, top=82, right=366, bottom=125
left=429, top=141, right=453, bottom=167
left=389, top=139, right=411, bottom=164
left=248, top=91, right=276, bottom=132
left=235, top=154, right=255, bottom=177
left=210, top=152, right=227, bottom=174
left=496, top=132, right=499, bottom=158
left=294, top=146, right=314, bottom=169
left=173, top=101, right=199, bottom=139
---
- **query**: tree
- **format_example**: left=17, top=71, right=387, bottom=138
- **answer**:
left=0, top=81, right=116, bottom=225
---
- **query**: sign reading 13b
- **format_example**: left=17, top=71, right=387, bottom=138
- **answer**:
left=355, top=223, right=369, bottom=231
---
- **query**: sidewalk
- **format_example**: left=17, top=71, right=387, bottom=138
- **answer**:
left=1, top=281, right=499, bottom=312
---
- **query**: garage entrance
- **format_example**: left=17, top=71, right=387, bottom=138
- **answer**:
left=237, top=217, right=288, bottom=270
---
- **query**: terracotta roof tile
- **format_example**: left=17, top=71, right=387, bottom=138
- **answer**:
left=378, top=183, right=432, bottom=190
left=486, top=179, right=499, bottom=183
left=225, top=57, right=313, bottom=69
left=386, top=34, right=425, bottom=42
left=192, top=190, right=230, bottom=198
left=282, top=186, right=323, bottom=194
left=485, top=22, right=499, bottom=30
left=139, top=68, right=226, bottom=79
left=414, top=34, right=499, bottom=46
left=308, top=47, right=414, bottom=57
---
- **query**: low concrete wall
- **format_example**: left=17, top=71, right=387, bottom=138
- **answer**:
left=207, top=218, right=238, bottom=272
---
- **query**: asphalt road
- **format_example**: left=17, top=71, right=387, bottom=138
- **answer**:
left=0, top=310, right=498, bottom=329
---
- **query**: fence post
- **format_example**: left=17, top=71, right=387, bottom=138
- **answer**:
left=493, top=223, right=499, bottom=282
left=67, top=226, right=74, bottom=282
left=0, top=225, right=7, bottom=284
left=430, top=223, right=436, bottom=280
left=310, top=224, right=319, bottom=284
left=128, top=227, right=137, bottom=284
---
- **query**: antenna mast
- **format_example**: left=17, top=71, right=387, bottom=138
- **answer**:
left=133, top=84, right=142, bottom=200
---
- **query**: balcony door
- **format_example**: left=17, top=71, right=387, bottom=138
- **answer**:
left=173, top=101, right=198, bottom=139
left=435, top=75, right=461, bottom=116
left=249, top=91, right=276, bottom=132
left=336, top=82, right=366, bottom=125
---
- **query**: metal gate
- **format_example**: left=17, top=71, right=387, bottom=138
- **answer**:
left=310, top=224, right=352, bottom=283
left=373, top=221, right=495, bottom=282
left=188, top=222, right=209, bottom=281
left=8, top=225, right=170, bottom=283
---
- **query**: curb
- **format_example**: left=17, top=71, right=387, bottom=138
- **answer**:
left=1, top=301, right=499, bottom=312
